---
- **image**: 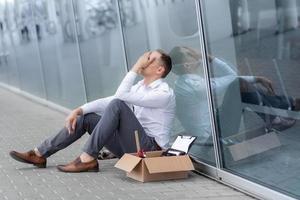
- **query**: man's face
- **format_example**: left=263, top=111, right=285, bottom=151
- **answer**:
left=140, top=51, right=164, bottom=77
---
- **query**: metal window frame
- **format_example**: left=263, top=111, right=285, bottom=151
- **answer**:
left=70, top=0, right=88, bottom=103
left=116, top=0, right=130, bottom=73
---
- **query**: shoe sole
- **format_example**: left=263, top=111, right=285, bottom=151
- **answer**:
left=9, top=151, right=46, bottom=168
left=56, top=165, right=99, bottom=173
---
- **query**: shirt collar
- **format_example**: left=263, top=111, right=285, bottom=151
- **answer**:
left=143, top=78, right=163, bottom=89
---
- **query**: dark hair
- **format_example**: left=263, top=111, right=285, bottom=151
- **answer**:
left=156, top=49, right=172, bottom=78
left=168, top=46, right=201, bottom=75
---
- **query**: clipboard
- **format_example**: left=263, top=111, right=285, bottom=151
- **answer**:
left=163, top=135, right=197, bottom=156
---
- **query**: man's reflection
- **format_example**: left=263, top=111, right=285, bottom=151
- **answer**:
left=169, top=46, right=300, bottom=144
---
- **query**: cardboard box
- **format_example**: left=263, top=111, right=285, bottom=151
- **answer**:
left=115, top=150, right=195, bottom=182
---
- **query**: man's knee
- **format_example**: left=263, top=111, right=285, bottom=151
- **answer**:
left=81, top=113, right=100, bottom=132
left=107, top=98, right=126, bottom=109
left=74, top=114, right=92, bottom=131
left=76, top=115, right=85, bottom=125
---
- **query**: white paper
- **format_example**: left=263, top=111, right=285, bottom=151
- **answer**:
left=171, top=135, right=196, bottom=153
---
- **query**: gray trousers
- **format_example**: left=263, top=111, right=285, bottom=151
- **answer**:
left=37, top=99, right=160, bottom=159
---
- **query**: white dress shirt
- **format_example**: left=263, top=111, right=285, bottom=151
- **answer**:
left=80, top=71, right=176, bottom=149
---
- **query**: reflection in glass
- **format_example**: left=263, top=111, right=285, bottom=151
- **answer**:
left=12, top=0, right=46, bottom=98
left=73, top=0, right=126, bottom=101
left=203, top=0, right=300, bottom=198
left=169, top=47, right=215, bottom=165
left=0, top=2, right=8, bottom=83
left=34, top=0, right=86, bottom=108
left=0, top=1, right=19, bottom=87
left=32, top=0, right=61, bottom=104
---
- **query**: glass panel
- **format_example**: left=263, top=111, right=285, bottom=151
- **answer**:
left=0, top=1, right=8, bottom=83
left=1, top=6, right=20, bottom=88
left=119, top=0, right=216, bottom=165
left=0, top=1, right=20, bottom=87
left=73, top=0, right=127, bottom=101
left=11, top=0, right=46, bottom=98
left=33, top=0, right=86, bottom=108
left=202, top=0, right=300, bottom=198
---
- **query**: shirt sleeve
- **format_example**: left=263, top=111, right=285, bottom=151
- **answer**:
left=116, top=88, right=173, bottom=108
left=239, top=76, right=256, bottom=83
left=80, top=96, right=114, bottom=115
left=210, top=75, right=236, bottom=92
left=212, top=58, right=256, bottom=82
left=114, top=71, right=138, bottom=96
left=211, top=58, right=237, bottom=77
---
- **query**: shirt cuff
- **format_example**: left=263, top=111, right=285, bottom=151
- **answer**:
left=80, top=103, right=91, bottom=115
left=127, top=71, right=138, bottom=78
left=240, top=76, right=256, bottom=83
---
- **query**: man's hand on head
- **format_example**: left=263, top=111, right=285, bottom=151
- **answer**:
left=131, top=52, right=155, bottom=74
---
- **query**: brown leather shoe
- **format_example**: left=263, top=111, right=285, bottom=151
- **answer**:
left=9, top=150, right=46, bottom=168
left=57, top=157, right=99, bottom=173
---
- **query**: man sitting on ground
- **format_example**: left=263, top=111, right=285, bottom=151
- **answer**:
left=10, top=50, right=175, bottom=173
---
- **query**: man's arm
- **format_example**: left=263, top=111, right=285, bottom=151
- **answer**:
left=80, top=96, right=114, bottom=115
left=116, top=88, right=172, bottom=108
left=114, top=71, right=138, bottom=97
left=65, top=96, right=114, bottom=134
left=212, top=58, right=237, bottom=76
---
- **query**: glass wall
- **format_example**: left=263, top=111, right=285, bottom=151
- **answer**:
left=0, top=1, right=19, bottom=88
left=0, top=0, right=127, bottom=109
left=202, top=0, right=300, bottom=198
left=33, top=0, right=86, bottom=108
left=73, top=0, right=127, bottom=101
left=10, top=0, right=46, bottom=98
left=119, top=0, right=216, bottom=165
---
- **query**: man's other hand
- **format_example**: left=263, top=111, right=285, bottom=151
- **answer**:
left=65, top=108, right=82, bottom=134
left=256, top=76, right=275, bottom=95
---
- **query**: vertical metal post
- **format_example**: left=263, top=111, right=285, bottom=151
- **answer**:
left=194, top=0, right=222, bottom=169
left=70, top=0, right=88, bottom=103
left=5, top=0, right=21, bottom=89
left=29, top=0, right=48, bottom=100
left=116, top=0, right=130, bottom=73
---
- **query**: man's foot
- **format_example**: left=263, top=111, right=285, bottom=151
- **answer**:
left=57, top=157, right=99, bottom=173
left=271, top=116, right=296, bottom=131
left=9, top=150, right=47, bottom=168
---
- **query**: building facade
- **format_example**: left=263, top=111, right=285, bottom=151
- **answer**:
left=0, top=0, right=300, bottom=199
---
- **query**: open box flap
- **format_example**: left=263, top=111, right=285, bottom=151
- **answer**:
left=144, top=155, right=194, bottom=174
left=114, top=154, right=142, bottom=172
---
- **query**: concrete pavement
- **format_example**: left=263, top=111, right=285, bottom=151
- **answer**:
left=0, top=87, right=255, bottom=200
